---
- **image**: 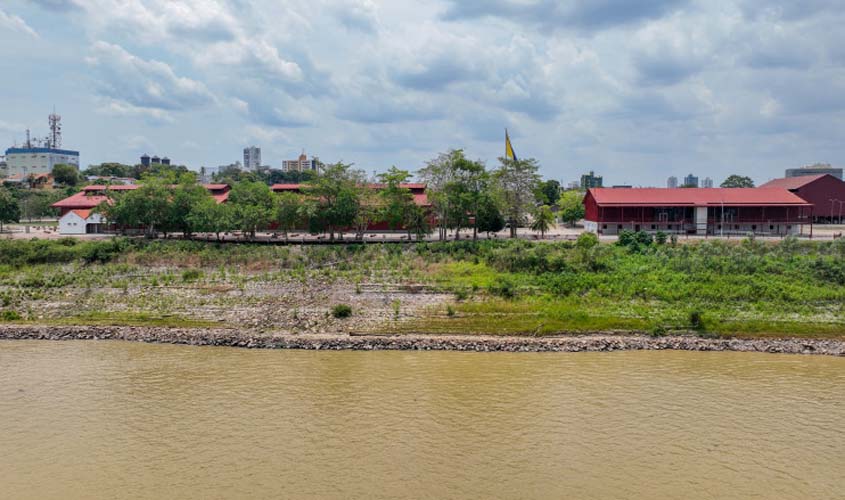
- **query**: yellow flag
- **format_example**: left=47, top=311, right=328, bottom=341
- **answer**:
left=505, top=129, right=517, bottom=161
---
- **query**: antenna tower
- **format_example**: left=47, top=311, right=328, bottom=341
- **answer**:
left=48, top=108, right=62, bottom=149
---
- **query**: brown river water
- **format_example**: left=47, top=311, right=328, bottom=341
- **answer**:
left=1, top=340, right=844, bottom=500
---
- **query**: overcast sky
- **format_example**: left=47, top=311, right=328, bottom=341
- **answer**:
left=1, top=0, right=843, bottom=185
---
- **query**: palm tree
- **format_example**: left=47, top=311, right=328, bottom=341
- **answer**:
left=530, top=205, right=555, bottom=239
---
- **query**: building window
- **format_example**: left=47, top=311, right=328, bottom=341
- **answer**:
left=770, top=225, right=774, bottom=230
left=752, top=225, right=757, bottom=231
left=602, top=225, right=607, bottom=230
left=617, top=225, right=622, bottom=230
left=650, top=225, right=656, bottom=230
left=735, top=225, right=739, bottom=230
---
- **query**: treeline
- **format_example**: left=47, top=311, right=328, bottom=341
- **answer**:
left=97, top=150, right=585, bottom=241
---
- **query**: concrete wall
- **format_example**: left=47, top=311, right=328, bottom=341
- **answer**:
left=59, top=212, right=103, bottom=235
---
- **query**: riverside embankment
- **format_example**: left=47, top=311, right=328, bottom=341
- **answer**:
left=2, top=325, right=844, bottom=356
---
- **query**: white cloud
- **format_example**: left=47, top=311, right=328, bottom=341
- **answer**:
left=0, top=8, right=39, bottom=38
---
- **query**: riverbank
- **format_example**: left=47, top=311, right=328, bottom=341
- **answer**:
left=1, top=325, right=843, bottom=356
left=2, top=238, right=845, bottom=338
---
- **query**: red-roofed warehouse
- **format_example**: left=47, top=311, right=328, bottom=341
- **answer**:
left=583, top=188, right=812, bottom=236
left=759, top=174, right=845, bottom=222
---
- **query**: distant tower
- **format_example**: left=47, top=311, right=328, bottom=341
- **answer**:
left=140, top=154, right=151, bottom=167
left=667, top=176, right=678, bottom=188
left=151, top=155, right=161, bottom=165
left=161, top=157, right=171, bottom=166
left=48, top=109, right=62, bottom=149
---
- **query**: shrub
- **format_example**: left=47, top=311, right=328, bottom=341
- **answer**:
left=331, top=304, right=353, bottom=319
left=181, top=269, right=203, bottom=283
left=1, top=310, right=22, bottom=321
left=689, top=310, right=706, bottom=330
left=488, top=278, right=517, bottom=299
left=655, top=231, right=667, bottom=245
left=576, top=232, right=599, bottom=250
left=454, top=288, right=469, bottom=301
left=446, top=305, right=456, bottom=317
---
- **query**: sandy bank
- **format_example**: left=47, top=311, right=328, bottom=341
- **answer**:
left=1, top=325, right=844, bottom=356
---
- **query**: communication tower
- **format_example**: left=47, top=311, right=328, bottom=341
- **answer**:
left=48, top=108, right=62, bottom=149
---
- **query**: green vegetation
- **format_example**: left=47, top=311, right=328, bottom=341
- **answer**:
left=332, top=304, right=353, bottom=319
left=0, top=237, right=844, bottom=337
left=720, top=175, right=755, bottom=188
left=0, top=186, right=21, bottom=231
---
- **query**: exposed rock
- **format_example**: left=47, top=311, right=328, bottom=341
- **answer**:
left=1, top=325, right=844, bottom=356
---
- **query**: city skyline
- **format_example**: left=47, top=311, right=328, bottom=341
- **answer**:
left=2, top=1, right=844, bottom=186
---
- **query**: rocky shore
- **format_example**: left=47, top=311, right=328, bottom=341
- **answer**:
left=1, top=325, right=844, bottom=356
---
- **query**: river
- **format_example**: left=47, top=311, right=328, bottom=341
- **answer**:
left=1, top=341, right=843, bottom=499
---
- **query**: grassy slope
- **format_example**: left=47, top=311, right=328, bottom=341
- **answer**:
left=1, top=237, right=845, bottom=338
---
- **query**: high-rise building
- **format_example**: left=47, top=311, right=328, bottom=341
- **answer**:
left=667, top=176, right=678, bottom=188
left=683, top=174, right=699, bottom=188
left=580, top=171, right=603, bottom=190
left=785, top=163, right=843, bottom=180
left=702, top=177, right=714, bottom=188
left=283, top=152, right=319, bottom=172
left=243, top=146, right=261, bottom=171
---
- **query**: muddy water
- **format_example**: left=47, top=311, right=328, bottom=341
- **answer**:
left=1, top=341, right=843, bottom=499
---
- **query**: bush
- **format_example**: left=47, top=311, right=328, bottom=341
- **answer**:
left=488, top=278, right=517, bottom=299
left=655, top=231, right=667, bottom=245
left=1, top=310, right=22, bottom=321
left=181, top=269, right=203, bottom=283
left=689, top=310, right=706, bottom=331
left=576, top=232, right=599, bottom=250
left=331, top=304, right=353, bottom=319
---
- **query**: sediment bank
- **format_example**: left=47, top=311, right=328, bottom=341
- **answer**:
left=1, top=325, right=843, bottom=356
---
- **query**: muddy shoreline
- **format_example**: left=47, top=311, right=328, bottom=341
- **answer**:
left=1, top=325, right=844, bottom=356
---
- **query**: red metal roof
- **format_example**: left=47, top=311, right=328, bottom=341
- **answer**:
left=52, top=192, right=110, bottom=209
left=83, top=185, right=139, bottom=192
left=758, top=175, right=831, bottom=190
left=202, top=184, right=230, bottom=191
left=588, top=188, right=811, bottom=207
left=271, top=184, right=302, bottom=191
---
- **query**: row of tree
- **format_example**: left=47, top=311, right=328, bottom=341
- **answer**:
left=96, top=151, right=583, bottom=241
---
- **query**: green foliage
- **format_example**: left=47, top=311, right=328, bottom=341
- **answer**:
left=493, top=157, right=541, bottom=238
left=0, top=186, right=21, bottom=231
left=51, top=164, right=79, bottom=186
left=530, top=205, right=555, bottom=238
left=331, top=304, right=353, bottom=319
left=83, top=162, right=135, bottom=179
left=182, top=269, right=203, bottom=282
left=535, top=179, right=561, bottom=205
left=302, top=162, right=365, bottom=240
left=228, top=181, right=276, bottom=238
left=655, top=231, right=668, bottom=245
left=720, top=175, right=755, bottom=188
left=689, top=310, right=706, bottom=330
left=576, top=232, right=599, bottom=250
left=1, top=310, right=22, bottom=321
left=558, top=190, right=585, bottom=226
left=475, top=193, right=505, bottom=236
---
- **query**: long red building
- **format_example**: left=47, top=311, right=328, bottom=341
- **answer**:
left=759, top=174, right=845, bottom=222
left=583, top=188, right=812, bottom=236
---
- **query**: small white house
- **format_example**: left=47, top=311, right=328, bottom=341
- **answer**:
left=58, top=210, right=105, bottom=235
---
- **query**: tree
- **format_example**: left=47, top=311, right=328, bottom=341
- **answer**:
left=51, top=164, right=80, bottom=187
left=475, top=193, right=505, bottom=237
left=558, top=190, right=585, bottom=227
left=0, top=186, right=20, bottom=232
left=188, top=197, right=233, bottom=241
left=530, top=205, right=555, bottom=239
left=720, top=175, right=755, bottom=188
left=228, top=181, right=276, bottom=239
left=100, top=179, right=172, bottom=237
left=418, top=149, right=488, bottom=240
left=275, top=191, right=304, bottom=241
left=535, top=179, right=561, bottom=205
left=493, top=157, right=541, bottom=238
left=166, top=178, right=211, bottom=238
left=83, top=163, right=134, bottom=178
left=302, top=162, right=365, bottom=241
left=378, top=166, right=418, bottom=239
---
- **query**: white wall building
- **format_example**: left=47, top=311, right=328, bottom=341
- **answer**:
left=58, top=210, right=105, bottom=235
left=282, top=152, right=319, bottom=172
left=4, top=147, right=79, bottom=178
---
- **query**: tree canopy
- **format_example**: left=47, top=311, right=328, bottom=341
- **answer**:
left=720, top=175, right=755, bottom=188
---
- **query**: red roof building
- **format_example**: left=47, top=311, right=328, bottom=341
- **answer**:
left=271, top=183, right=430, bottom=207
left=584, top=188, right=812, bottom=236
left=759, top=174, right=845, bottom=222
left=52, top=184, right=231, bottom=217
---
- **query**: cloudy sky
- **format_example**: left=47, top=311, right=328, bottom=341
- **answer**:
left=1, top=0, right=843, bottom=185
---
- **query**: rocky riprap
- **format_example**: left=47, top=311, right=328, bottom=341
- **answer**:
left=1, top=325, right=844, bottom=356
